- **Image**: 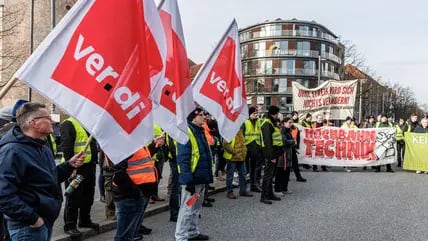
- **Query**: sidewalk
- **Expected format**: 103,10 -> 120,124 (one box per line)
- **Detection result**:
52,176 -> 228,241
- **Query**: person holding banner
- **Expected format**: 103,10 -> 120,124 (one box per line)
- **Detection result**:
312,115 -> 328,172
374,114 -> 395,173
0,102 -> 85,241
413,117 -> 428,133
405,113 -> 420,133
260,106 -> 283,204
395,118 -> 407,168
175,107 -> 212,241
60,117 -> 99,237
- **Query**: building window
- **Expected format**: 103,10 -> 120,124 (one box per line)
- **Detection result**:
286,96 -> 293,104
297,41 -> 310,56
281,60 -> 295,74
298,25 -> 310,36
280,97 -> 287,107
265,96 -> 272,106
278,78 -> 287,93
303,60 -> 316,75
272,79 -> 279,92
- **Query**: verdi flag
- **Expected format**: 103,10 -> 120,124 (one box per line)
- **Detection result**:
151,0 -> 194,144
403,133 -> 428,171
13,0 -> 166,164
192,20 -> 248,142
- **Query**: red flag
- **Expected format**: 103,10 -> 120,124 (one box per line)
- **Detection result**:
14,0 -> 166,163
151,0 -> 194,144
192,20 -> 248,142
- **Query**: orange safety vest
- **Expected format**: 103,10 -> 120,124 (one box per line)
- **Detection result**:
203,124 -> 214,146
291,128 -> 298,139
127,147 -> 158,185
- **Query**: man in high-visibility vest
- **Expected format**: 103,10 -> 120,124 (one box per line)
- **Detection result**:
175,107 -> 213,241
243,106 -> 264,192
112,137 -> 163,241
260,106 -> 283,204
395,118 -> 406,167
60,117 -> 99,237
405,113 -> 420,133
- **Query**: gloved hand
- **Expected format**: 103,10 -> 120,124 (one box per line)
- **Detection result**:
185,184 -> 195,195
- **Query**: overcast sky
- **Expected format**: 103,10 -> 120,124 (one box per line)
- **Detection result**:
166,0 -> 428,105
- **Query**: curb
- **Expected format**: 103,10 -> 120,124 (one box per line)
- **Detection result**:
53,183 -> 228,241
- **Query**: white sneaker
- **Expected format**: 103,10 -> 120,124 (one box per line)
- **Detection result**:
274,191 -> 285,197
416,171 -> 422,174
232,181 -> 239,186
234,173 -> 239,178
346,168 -> 352,173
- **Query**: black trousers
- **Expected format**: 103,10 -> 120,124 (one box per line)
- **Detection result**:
246,143 -> 263,186
64,162 -> 96,230
291,149 -> 303,179
397,141 -> 405,166
262,159 -> 277,197
274,167 -> 291,192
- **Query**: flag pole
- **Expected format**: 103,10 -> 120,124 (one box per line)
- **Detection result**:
0,77 -> 18,100
83,135 -> 94,153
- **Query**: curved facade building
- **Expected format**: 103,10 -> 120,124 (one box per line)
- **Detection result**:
240,19 -> 345,114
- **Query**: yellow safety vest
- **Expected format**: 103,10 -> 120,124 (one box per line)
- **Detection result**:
61,117 -> 92,163
261,118 -> 283,147
178,128 -> 199,174
243,119 -> 261,145
396,125 -> 404,141
375,122 -> 393,128
47,134 -> 57,156
299,120 -> 311,128
223,137 -> 236,160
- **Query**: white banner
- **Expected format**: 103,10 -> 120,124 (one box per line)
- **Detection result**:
292,80 -> 358,120
297,126 -> 396,166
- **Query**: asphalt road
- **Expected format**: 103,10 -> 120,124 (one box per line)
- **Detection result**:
84,168 -> 428,241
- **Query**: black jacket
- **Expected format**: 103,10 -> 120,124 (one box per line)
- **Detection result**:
261,117 -> 283,160
0,127 -> 74,228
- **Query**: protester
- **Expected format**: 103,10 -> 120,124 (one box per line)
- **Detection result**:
275,117 -> 296,196
243,106 -> 264,192
374,114 -> 394,173
312,115 -> 328,172
98,150 -> 116,221
413,116 -> 428,133
201,113 -> 216,207
363,115 -> 376,128
0,102 -> 85,241
289,113 -> 307,182
112,138 -> 161,241
395,118 -> 406,168
151,124 -> 167,203
260,106 -> 283,204
405,113 -> 419,133
175,107 -> 212,241
165,134 -> 181,222
60,117 -> 99,237
223,128 -> 253,199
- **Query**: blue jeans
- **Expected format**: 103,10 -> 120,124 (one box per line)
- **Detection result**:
226,161 -> 247,195
133,194 -> 149,238
8,223 -> 51,241
114,196 -> 144,241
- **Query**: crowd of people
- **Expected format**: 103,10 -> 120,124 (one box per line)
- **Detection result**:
0,101 -> 427,241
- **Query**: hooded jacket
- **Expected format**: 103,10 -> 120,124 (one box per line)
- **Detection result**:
0,127 -> 74,228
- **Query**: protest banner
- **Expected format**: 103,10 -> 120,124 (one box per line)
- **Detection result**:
297,126 -> 396,166
292,80 -> 358,120
403,133 -> 428,171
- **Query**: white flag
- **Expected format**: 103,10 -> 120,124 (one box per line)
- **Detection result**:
14,0 -> 166,163
150,0 -> 194,144
192,20 -> 248,142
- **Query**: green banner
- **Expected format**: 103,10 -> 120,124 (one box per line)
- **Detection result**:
403,133 -> 428,171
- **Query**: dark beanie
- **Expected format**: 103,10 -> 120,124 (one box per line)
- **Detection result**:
187,107 -> 203,122
249,106 -> 257,115
268,105 -> 280,116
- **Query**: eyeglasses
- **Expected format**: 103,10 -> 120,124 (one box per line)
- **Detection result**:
198,113 -> 206,117
31,116 -> 52,122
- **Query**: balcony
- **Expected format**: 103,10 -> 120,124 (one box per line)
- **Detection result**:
240,29 -> 340,44
242,49 -> 342,64
244,68 -> 340,80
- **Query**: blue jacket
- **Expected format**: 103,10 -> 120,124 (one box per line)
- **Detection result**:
0,127 -> 74,228
177,122 -> 213,185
